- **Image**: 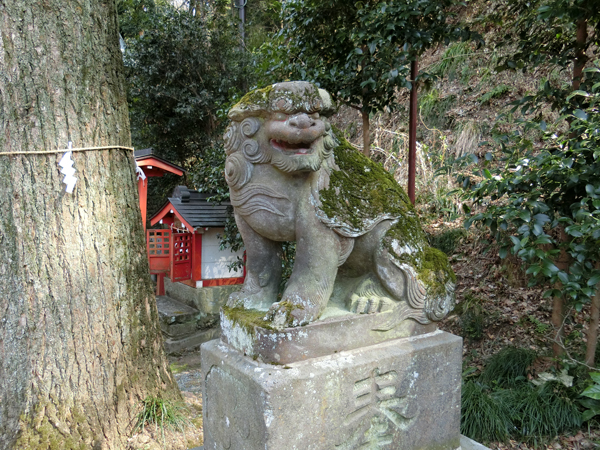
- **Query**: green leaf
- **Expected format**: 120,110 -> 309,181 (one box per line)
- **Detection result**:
590,372 -> 600,384
582,409 -> 600,422
534,235 -> 552,245
567,90 -> 591,100
582,383 -> 600,400
579,398 -> 600,410
574,109 -> 588,121
558,271 -> 569,284
532,213 -> 550,224
587,275 -> 600,286
518,210 -> 531,222
541,263 -> 558,277
571,264 -> 583,276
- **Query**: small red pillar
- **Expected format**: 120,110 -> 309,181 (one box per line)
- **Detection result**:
191,231 -> 203,286
138,177 -> 148,230
156,272 -> 166,296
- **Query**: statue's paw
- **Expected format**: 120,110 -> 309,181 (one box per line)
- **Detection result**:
349,294 -> 394,314
226,289 -> 275,310
264,299 -> 314,328
263,304 -> 291,328
226,291 -> 245,308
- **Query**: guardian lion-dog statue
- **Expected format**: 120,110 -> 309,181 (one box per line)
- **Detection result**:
223,81 -> 455,328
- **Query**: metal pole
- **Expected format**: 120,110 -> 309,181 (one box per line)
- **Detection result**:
408,57 -> 418,205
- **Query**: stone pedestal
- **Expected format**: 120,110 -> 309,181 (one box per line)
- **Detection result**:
201,330 -> 462,450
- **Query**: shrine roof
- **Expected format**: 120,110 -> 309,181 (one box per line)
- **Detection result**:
150,186 -> 232,231
134,148 -> 185,176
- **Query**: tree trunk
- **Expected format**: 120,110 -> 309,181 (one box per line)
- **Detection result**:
0,0 -> 179,448
552,296 -> 565,357
572,19 -> 588,91
586,288 -> 600,367
552,227 -> 571,358
362,109 -> 370,157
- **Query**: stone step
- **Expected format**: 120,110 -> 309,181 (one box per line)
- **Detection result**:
157,295 -> 199,324
164,327 -> 220,355
156,295 -> 221,353
156,296 -> 200,339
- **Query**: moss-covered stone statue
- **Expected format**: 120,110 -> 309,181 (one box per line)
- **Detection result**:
223,81 -> 455,328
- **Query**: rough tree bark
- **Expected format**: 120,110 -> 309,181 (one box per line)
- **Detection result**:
0,0 -> 179,448
586,287 -> 600,367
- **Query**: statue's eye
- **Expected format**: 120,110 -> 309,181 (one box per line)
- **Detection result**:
273,112 -> 288,121
310,113 -> 320,120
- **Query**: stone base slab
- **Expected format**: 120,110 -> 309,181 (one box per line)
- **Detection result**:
220,306 -> 436,365
201,330 -> 462,450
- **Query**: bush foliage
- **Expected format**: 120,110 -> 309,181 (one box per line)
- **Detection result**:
463,62 -> 600,310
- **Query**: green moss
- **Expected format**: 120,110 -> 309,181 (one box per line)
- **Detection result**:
222,306 -> 275,334
320,130 -> 416,232
277,300 -> 304,312
388,241 -> 456,297
170,363 -> 189,374
420,246 -> 457,285
234,85 -> 274,112
15,408 -> 89,450
383,210 -> 428,251
269,300 -> 304,326
320,130 -> 456,298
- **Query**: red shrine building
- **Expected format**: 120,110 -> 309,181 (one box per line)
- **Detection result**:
135,149 -> 245,295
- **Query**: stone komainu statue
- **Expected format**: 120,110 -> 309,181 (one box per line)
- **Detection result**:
223,81 -> 455,328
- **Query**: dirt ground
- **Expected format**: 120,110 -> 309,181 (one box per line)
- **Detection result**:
126,352 -> 204,450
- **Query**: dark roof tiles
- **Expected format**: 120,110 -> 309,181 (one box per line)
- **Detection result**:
167,186 -> 232,229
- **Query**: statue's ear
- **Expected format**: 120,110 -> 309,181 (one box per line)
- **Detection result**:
318,89 -> 338,117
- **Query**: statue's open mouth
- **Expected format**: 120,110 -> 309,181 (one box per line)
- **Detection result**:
270,139 -> 314,155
